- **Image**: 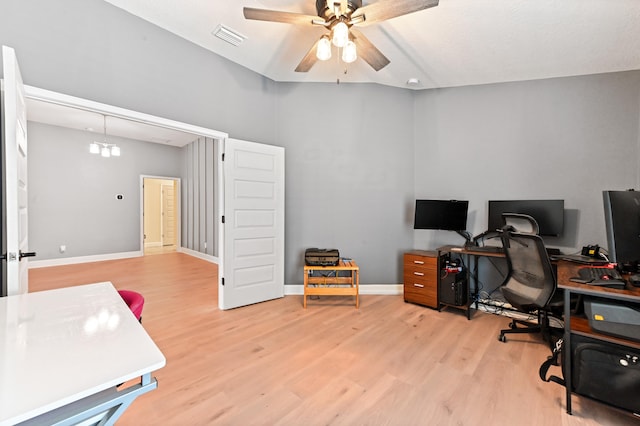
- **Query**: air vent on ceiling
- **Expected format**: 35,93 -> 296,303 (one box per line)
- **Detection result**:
212,24 -> 246,46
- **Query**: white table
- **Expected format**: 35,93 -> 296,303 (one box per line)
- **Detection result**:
0,282 -> 166,426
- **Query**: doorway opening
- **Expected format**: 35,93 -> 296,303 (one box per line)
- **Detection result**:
142,177 -> 180,255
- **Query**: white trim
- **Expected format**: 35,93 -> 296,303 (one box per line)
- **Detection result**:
284,284 -> 403,296
178,247 -> 219,264
217,139 -> 226,308
28,251 -> 142,268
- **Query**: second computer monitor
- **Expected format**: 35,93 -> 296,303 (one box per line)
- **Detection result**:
487,199 -> 564,236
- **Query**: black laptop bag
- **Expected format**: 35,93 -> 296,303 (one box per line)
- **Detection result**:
304,248 -> 340,266
540,334 -> 640,413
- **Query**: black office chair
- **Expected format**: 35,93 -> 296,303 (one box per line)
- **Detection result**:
497,224 -> 563,350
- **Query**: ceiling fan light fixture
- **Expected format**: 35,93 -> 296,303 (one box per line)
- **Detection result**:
342,40 -> 357,63
317,35 -> 332,61
331,21 -> 349,47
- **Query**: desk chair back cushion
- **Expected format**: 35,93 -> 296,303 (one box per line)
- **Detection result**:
500,231 -> 556,312
502,213 -> 539,235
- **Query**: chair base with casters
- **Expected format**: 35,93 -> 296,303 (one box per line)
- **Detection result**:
498,309 -> 562,351
497,286 -> 576,352
118,290 -> 144,323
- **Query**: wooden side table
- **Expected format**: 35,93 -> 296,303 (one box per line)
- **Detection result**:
303,260 -> 360,308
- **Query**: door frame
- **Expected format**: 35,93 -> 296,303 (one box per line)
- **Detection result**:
140,175 -> 181,253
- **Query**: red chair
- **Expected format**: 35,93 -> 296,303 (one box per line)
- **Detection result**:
118,290 -> 144,322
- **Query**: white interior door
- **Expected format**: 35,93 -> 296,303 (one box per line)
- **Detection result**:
1,46 -> 31,297
220,138 -> 284,310
161,183 -> 176,246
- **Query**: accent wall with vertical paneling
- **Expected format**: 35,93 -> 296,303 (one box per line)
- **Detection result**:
182,137 -> 218,257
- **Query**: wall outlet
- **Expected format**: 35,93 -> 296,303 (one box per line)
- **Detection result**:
203,242 -> 207,249
59,245 -> 66,253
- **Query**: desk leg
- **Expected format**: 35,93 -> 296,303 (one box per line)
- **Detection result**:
466,253 -> 473,320
564,288 -> 572,414
355,269 -> 359,309
303,270 -> 308,308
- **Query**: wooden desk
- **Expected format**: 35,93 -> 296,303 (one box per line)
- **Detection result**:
304,260 -> 359,308
556,260 -> 640,415
0,282 -> 166,426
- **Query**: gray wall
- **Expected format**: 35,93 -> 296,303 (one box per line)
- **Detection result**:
4,0 -> 640,286
275,83 -> 415,284
27,122 -> 183,259
413,73 -> 640,254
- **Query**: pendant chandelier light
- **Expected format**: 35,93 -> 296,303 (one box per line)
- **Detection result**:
89,115 -> 120,158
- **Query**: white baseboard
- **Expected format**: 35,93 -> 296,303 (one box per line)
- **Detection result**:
284,284 -> 402,296
178,247 -> 219,264
28,251 -> 143,268
28,247 -> 218,269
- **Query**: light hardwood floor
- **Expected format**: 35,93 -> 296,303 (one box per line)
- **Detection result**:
28,253 -> 637,425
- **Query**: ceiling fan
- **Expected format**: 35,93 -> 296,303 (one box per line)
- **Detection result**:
243,0 -> 439,72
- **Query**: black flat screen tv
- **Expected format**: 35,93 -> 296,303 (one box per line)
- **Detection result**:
414,199 -> 469,231
487,199 -> 564,236
603,190 -> 640,271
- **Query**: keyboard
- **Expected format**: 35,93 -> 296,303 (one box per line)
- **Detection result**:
468,246 -> 504,254
570,267 -> 626,289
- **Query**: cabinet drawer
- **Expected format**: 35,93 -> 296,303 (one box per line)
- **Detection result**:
404,281 -> 437,307
404,253 -> 437,268
403,265 -> 437,284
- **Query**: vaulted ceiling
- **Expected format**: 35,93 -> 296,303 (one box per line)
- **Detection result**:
103,0 -> 640,90
26,1 -> 640,145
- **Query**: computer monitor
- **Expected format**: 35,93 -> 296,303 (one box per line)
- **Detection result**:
487,199 -> 564,236
603,190 -> 640,272
414,199 -> 469,231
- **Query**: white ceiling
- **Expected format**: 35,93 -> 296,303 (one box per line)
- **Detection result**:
102,0 -> 640,90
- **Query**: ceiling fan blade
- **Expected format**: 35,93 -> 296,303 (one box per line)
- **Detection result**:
350,29 -> 390,71
243,7 -> 320,25
351,0 -> 439,26
294,39 -> 321,72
